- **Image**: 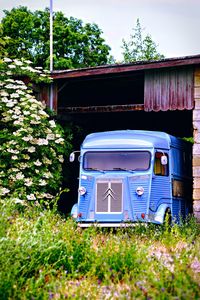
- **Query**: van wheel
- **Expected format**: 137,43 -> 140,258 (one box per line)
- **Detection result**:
163,208 -> 172,227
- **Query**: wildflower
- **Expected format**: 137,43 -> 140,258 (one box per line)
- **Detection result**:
10,168 -> 19,172
45,193 -> 54,199
13,108 -> 21,115
23,111 -> 30,115
24,59 -> 33,64
2,97 -> 9,102
39,179 -> 47,186
23,154 -> 30,160
24,178 -> 33,186
30,120 -> 41,125
15,80 -> 24,85
9,64 -> 17,69
13,120 -> 23,125
27,146 -> 35,153
10,93 -> 20,98
13,130 -> 22,136
191,257 -> 200,273
58,155 -> 64,163
14,199 -> 26,205
37,138 -> 48,146
11,155 -> 18,160
30,138 -> 38,145
47,134 -> 55,140
19,163 -> 28,169
55,138 -> 65,144
49,120 -> 56,128
27,194 -> 36,200
34,159 -> 42,166
8,140 -> 17,145
0,188 -> 10,195
3,57 -> 12,62
1,91 -> 9,97
6,102 -> 15,108
7,149 -> 19,154
43,157 -> 52,165
18,85 -> 27,90
22,135 -> 33,142
13,59 -> 23,66
16,172 -> 25,180
43,172 -> 53,178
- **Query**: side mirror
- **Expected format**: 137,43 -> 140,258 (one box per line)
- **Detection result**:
69,152 -> 75,162
161,155 -> 168,165
69,151 -> 80,162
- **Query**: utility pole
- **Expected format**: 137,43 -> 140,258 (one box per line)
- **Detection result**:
49,0 -> 53,110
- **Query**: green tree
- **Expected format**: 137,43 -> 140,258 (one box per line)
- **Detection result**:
1,6 -> 111,69
122,18 -> 164,62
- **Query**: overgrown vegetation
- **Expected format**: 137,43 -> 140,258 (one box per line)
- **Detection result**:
0,57 -> 72,204
0,200 -> 199,300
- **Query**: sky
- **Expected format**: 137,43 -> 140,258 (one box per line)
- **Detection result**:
0,0 -> 200,61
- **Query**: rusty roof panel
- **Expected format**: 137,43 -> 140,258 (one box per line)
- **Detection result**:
52,54 -> 200,79
144,67 -> 194,111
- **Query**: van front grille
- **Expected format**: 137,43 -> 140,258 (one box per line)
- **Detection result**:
96,180 -> 122,213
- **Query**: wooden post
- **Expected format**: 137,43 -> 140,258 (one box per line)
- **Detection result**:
193,66 -> 200,222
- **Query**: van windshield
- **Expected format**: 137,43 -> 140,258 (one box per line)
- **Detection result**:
83,151 -> 151,171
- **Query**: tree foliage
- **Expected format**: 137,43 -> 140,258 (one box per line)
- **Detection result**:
1,6 -> 111,69
122,19 -> 164,62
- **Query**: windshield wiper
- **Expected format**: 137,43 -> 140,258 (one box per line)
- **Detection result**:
112,168 -> 134,173
84,168 -> 105,173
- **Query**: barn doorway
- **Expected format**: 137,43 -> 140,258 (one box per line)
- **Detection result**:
58,109 -> 193,214
52,58 -> 197,214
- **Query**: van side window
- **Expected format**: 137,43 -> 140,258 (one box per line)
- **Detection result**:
154,152 -> 169,176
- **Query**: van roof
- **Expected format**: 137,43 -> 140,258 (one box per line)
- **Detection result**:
82,130 -> 178,150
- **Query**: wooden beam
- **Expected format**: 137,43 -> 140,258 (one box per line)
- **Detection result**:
58,104 -> 144,114
52,55 -> 200,80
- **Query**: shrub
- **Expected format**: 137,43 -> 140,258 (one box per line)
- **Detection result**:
0,57 -> 71,204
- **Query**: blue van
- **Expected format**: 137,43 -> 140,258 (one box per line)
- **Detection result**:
70,130 -> 192,226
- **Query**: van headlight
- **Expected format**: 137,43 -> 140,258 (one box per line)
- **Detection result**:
78,186 -> 87,196
136,186 -> 144,196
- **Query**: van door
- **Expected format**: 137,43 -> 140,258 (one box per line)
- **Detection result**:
149,150 -> 171,215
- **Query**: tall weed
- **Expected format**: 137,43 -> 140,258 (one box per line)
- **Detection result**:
0,201 -> 199,299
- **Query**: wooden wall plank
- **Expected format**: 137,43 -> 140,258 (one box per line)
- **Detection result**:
144,67 -> 194,111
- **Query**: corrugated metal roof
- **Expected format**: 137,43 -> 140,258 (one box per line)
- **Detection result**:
52,54 -> 200,79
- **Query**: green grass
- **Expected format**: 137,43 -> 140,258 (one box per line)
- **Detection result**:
0,200 -> 199,299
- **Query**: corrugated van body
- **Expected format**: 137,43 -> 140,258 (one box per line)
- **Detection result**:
71,130 -> 192,226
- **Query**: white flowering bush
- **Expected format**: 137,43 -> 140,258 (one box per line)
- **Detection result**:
0,58 -> 71,205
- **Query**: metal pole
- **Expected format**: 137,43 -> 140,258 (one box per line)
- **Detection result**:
50,0 -> 53,72
49,0 -> 53,110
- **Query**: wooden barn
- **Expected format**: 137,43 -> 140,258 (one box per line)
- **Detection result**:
40,54 -> 200,221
